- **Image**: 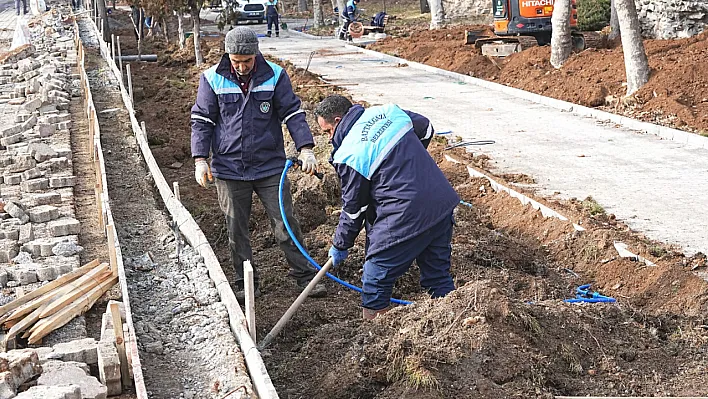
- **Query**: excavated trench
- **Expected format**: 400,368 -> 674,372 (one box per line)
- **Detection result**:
77,16 -> 253,399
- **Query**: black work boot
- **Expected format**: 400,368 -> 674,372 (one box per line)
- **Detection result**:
266,32 -> 272,37
233,282 -> 262,304
275,31 -> 279,37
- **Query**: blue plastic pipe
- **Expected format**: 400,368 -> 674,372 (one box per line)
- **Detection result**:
278,160 -> 413,306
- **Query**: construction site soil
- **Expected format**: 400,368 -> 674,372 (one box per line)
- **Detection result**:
111,11 -> 708,397
369,25 -> 708,135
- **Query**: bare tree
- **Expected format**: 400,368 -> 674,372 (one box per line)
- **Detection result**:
615,0 -> 648,95
336,0 -> 345,31
550,0 -> 572,68
191,3 -> 204,65
313,0 -> 324,28
298,0 -> 307,12
428,0 -> 443,29
177,11 -> 186,49
609,0 -> 619,40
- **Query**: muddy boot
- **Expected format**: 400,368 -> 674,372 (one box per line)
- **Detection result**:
275,32 -> 279,37
362,306 -> 390,320
266,32 -> 272,37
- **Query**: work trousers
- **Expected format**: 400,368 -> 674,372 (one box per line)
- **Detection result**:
266,14 -> 279,35
361,213 -> 456,310
215,174 -> 316,289
15,0 -> 26,15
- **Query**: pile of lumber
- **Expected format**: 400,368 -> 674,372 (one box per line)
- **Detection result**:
0,259 -> 116,349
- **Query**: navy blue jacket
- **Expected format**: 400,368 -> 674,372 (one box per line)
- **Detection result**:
330,104 -> 459,258
342,0 -> 357,21
265,0 -> 278,16
191,54 -> 313,181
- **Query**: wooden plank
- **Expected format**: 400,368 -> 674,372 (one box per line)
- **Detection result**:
6,263 -> 110,323
106,224 -> 118,276
4,301 -> 52,345
38,269 -> 112,319
110,302 -> 132,388
28,275 -> 118,344
0,260 -> 99,318
244,260 -> 256,342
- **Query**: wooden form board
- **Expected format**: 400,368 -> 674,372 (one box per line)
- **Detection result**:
82,16 -> 279,399
73,22 -> 149,399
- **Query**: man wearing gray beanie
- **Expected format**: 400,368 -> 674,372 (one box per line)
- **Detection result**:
190,26 -> 325,301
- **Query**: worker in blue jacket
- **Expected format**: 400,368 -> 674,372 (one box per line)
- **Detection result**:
265,0 -> 280,37
339,0 -> 360,40
314,95 -> 459,320
190,27 -> 326,301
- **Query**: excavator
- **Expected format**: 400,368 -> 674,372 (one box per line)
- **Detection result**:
468,0 -> 597,56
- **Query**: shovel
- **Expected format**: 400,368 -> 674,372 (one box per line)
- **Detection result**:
258,258 -> 334,350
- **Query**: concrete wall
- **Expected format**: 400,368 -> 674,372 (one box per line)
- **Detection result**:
442,0 -> 493,23
441,0 -> 707,39
637,0 -> 708,39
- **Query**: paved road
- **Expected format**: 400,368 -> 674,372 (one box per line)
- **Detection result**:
249,28 -> 708,256
0,0 -> 32,51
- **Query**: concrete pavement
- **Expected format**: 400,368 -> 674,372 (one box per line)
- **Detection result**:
252,28 -> 708,257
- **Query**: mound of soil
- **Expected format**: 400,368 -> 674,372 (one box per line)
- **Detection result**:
370,26 -> 708,134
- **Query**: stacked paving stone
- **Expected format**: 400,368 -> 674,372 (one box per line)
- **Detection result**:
0,339 -> 110,399
0,10 -> 83,292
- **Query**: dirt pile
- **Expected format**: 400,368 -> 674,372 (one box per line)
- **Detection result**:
370,27 -> 708,134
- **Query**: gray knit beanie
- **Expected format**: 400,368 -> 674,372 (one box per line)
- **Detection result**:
225,27 -> 259,55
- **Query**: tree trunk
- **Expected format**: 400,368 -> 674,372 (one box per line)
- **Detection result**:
163,18 -> 169,44
428,0 -> 443,29
298,0 -> 308,12
192,8 -> 204,65
615,0 -> 648,95
609,0 -> 620,40
336,0 -> 346,29
313,0 -> 324,28
96,0 -> 111,43
178,12 -> 185,49
550,0 -> 572,68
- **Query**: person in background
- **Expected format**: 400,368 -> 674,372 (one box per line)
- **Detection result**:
265,0 -> 280,37
314,95 -> 458,320
190,27 -> 326,301
339,0 -> 359,41
15,0 -> 27,16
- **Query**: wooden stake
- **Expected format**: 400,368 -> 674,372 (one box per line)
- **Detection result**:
28,275 -> 118,344
173,182 -> 180,201
96,182 -> 104,230
126,63 -> 133,106
110,302 -> 132,388
107,224 -> 118,276
260,258 -> 334,350
111,34 -> 115,62
0,260 -> 99,317
140,121 -> 147,141
117,36 -> 123,78
244,260 -> 256,342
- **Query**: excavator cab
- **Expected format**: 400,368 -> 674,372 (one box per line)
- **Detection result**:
470,0 -> 586,56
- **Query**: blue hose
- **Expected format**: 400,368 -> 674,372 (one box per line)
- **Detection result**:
279,160 -> 413,306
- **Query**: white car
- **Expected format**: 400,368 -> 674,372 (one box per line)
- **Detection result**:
223,0 -> 267,24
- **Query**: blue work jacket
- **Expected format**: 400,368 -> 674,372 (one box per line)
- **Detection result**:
191,54 -> 313,181
330,104 -> 459,258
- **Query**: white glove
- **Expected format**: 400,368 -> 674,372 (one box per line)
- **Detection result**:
194,158 -> 213,188
298,148 -> 318,175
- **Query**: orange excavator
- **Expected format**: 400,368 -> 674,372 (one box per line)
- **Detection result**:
468,0 -> 596,56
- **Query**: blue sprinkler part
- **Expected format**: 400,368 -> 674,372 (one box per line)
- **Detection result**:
279,159 -> 413,306
564,284 -> 616,303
